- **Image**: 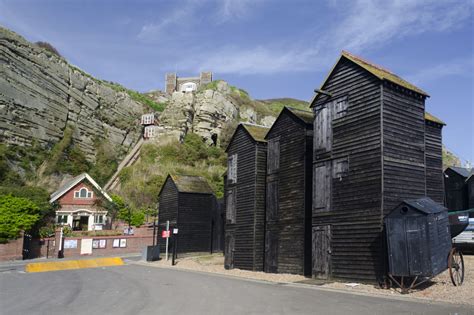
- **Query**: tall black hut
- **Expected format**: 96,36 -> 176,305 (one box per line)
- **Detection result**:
444,167 -> 473,211
158,174 -> 217,254
424,113 -> 445,204
224,123 -> 269,271
264,107 -> 314,275
309,51 -> 444,282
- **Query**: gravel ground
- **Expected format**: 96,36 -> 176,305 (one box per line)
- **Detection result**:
145,253 -> 474,306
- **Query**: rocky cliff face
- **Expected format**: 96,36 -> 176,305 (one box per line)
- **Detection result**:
159,81 -> 276,145
0,27 -> 147,161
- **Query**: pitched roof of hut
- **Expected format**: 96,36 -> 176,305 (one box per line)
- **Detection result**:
424,112 -> 445,125
397,197 -> 447,214
265,107 -> 314,139
242,123 -> 270,142
49,173 -> 112,203
447,167 -> 474,178
165,174 -> 214,194
286,107 -> 314,125
225,123 -> 270,152
310,51 -> 429,107
341,51 -> 429,96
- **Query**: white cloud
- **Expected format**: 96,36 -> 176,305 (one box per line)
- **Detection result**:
138,0 -> 202,40
406,58 -> 474,85
216,0 -> 266,23
330,0 -> 472,53
180,0 -> 472,75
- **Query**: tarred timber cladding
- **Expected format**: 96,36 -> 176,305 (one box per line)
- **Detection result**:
312,58 -> 384,282
382,82 -> 427,215
177,193 -> 213,253
158,176 -> 214,254
265,110 -> 313,275
425,123 -> 444,204
158,178 -> 179,253
226,127 -> 266,271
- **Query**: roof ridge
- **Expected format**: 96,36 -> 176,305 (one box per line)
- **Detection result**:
342,50 -> 394,75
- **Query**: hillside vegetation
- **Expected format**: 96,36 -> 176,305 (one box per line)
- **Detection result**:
118,133 -> 226,211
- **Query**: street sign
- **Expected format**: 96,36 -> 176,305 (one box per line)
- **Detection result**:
162,230 -> 170,238
173,228 -> 179,234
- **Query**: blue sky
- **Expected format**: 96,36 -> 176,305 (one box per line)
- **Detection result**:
0,0 -> 473,163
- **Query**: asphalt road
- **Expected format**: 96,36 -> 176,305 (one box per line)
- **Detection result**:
0,260 -> 472,315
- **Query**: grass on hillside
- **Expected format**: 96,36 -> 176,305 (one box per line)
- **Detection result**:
118,133 -> 227,211
259,98 -> 310,116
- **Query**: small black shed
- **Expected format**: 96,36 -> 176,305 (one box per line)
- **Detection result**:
158,174 -> 218,254
444,167 -> 473,211
385,197 -> 451,278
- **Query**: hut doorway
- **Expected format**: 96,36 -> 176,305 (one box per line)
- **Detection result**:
312,225 -> 331,279
225,233 -> 235,269
264,230 -> 278,273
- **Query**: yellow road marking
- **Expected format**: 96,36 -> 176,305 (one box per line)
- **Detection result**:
25,257 -> 124,273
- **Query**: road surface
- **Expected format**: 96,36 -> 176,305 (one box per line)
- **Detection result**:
0,260 -> 472,314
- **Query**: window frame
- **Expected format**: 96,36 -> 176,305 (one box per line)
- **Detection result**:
74,187 -> 93,199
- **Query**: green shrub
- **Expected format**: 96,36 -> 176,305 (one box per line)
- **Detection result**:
0,195 -> 40,243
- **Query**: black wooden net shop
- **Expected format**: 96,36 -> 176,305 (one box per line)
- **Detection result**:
264,107 -> 314,275
444,167 -> 473,211
424,113 -> 445,205
385,198 -> 451,290
309,51 -> 445,282
158,174 -> 219,254
224,123 -> 269,271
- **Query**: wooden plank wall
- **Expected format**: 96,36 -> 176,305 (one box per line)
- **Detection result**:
382,82 -> 427,216
158,178 -> 179,253
312,58 -> 384,282
225,127 -> 266,271
425,122 -> 444,204
265,112 -> 313,275
177,193 -> 213,253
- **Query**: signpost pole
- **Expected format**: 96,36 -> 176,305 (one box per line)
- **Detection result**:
165,220 -> 170,261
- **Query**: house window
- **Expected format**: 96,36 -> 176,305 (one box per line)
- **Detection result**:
267,137 -> 280,174
57,215 -> 68,224
228,154 -> 238,184
226,188 -> 236,224
94,215 -> 104,224
74,188 -> 93,199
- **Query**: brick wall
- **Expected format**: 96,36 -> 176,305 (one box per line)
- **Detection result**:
0,234 -> 23,261
0,227 -> 157,261
58,235 -> 153,257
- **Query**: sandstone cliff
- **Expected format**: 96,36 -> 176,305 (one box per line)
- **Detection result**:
0,26 -> 147,161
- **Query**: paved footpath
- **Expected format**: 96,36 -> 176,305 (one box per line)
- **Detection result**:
0,260 -> 472,315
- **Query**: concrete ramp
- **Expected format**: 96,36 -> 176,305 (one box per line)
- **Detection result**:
25,257 -> 124,273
